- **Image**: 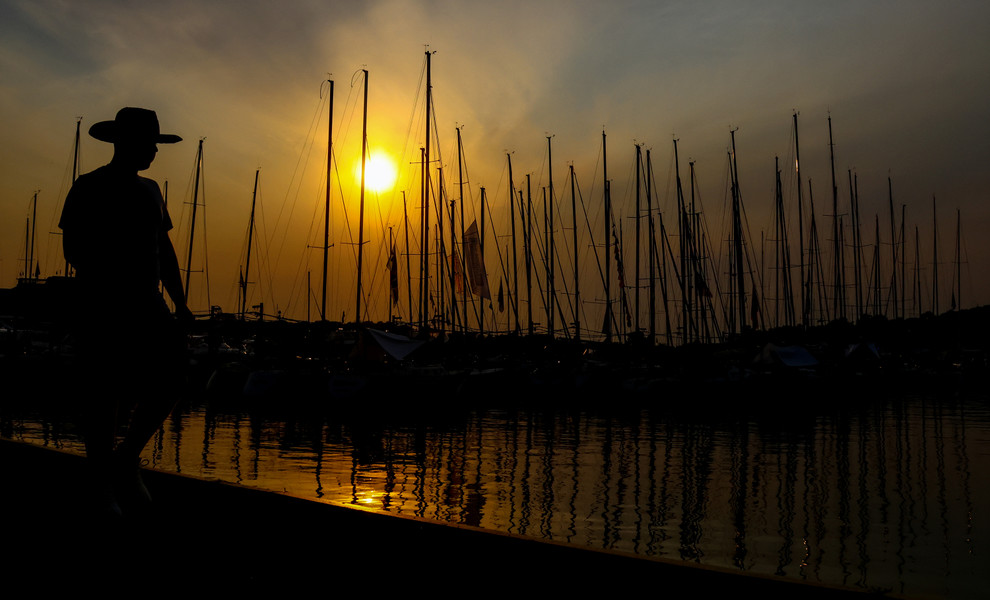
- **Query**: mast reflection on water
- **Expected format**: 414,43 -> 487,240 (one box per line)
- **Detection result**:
4,388 -> 988,598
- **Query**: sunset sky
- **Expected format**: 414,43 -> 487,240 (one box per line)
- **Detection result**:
2,0 -> 987,328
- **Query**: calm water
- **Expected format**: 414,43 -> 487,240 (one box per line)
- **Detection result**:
4,381 -> 989,598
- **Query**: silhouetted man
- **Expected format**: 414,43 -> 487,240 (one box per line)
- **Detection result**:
59,107 -> 191,516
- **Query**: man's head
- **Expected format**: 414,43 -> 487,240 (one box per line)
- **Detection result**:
90,107 -> 182,172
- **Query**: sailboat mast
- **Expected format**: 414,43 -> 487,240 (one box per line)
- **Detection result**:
354,69 -> 368,324
480,186 -> 487,336
525,176 -> 534,335
547,136 -> 555,337
322,79 -> 333,321
542,186 -> 550,328
23,219 -> 28,279
183,139 -> 203,302
793,112 -> 807,326
690,161 -> 711,342
873,215 -> 881,315
72,118 -> 81,181
674,138 -> 688,343
388,226 -> 395,320
656,210 -> 673,346
901,204 -> 906,318
455,127 -> 465,330
932,195 -> 938,314
437,167 -> 446,331
421,51 -> 433,327
28,191 -> 37,281
570,164 -> 580,340
730,129 -> 746,333
828,115 -> 843,321
775,156 -> 795,326
849,170 -> 862,319
956,208 -> 961,310
647,148 -> 655,342
603,130 -> 612,343
507,153 -> 520,334
888,177 -> 897,318
67,117 -> 82,277
634,144 -> 642,335
419,147 -> 427,325
911,225 -> 921,317
807,180 -> 829,323
241,169 -> 259,318
403,191 -> 413,322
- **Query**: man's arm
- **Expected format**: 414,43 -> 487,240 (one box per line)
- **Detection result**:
160,232 -> 193,321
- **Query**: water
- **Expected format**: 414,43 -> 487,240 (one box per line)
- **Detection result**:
4,381 -> 989,598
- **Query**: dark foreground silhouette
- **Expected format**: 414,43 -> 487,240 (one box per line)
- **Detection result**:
58,107 -> 192,516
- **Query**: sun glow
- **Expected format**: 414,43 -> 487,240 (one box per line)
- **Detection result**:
354,151 -> 397,194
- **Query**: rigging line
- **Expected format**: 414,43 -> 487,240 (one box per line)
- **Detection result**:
175,142 -> 200,245
528,188 -> 551,330
281,133 -> 332,320
647,153 -> 681,335
365,205 -> 406,319
230,187 -> 255,313
197,157 -> 212,310
484,161 -> 516,319
322,69 -> 364,273
271,89 -> 327,277
689,161 -> 727,334
363,188 -> 395,320
272,125 -> 325,317
397,58 -> 427,189
576,167 -> 610,326
609,199 -> 631,337
481,183 -> 514,326
453,130 -> 484,329
255,187 -> 279,312
256,184 -> 277,312
739,195 -> 763,321
549,168 -> 575,328
45,130 -> 78,276
243,184 -> 266,313
568,169 -> 594,334
179,142 -> 207,306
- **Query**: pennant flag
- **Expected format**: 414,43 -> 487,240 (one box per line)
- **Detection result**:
463,220 -> 491,299
613,227 -> 626,288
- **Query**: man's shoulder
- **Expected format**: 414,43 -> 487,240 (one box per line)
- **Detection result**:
72,167 -> 160,195
70,165 -> 117,192
77,164 -> 112,180
137,175 -> 161,191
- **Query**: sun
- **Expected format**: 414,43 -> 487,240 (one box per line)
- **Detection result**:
354,151 -> 397,194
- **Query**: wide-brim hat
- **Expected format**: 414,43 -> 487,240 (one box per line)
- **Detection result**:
89,107 -> 182,144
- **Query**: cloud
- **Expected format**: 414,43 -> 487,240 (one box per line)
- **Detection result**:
2,0 -> 989,314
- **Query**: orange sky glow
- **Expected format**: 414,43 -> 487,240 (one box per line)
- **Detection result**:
1,0 -> 988,330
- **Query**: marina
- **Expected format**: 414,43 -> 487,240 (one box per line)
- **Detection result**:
3,353 -> 987,597
2,4 -> 988,598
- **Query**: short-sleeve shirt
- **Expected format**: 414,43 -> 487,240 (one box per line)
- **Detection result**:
59,165 -> 173,311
